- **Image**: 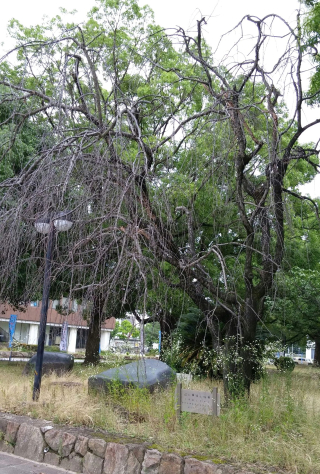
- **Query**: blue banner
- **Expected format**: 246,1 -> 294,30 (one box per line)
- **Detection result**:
60,321 -> 68,351
158,330 -> 161,353
8,314 -> 17,348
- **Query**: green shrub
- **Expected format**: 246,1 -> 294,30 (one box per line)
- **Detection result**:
274,356 -> 295,372
10,341 -> 37,352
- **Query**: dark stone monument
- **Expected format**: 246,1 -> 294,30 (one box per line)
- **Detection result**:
88,359 -> 175,393
23,352 -> 74,376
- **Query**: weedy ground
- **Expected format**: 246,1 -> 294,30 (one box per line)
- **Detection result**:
0,357 -> 319,474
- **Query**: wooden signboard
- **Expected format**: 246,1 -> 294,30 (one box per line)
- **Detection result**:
175,383 -> 220,417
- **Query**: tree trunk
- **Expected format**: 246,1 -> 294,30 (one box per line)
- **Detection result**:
140,314 -> 145,356
159,311 -> 176,360
314,338 -> 320,366
83,294 -> 104,365
223,334 -> 260,400
222,296 -> 261,400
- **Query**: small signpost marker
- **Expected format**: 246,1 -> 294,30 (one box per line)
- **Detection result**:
59,321 -> 68,351
175,383 -> 220,418
8,314 -> 18,361
8,314 -> 17,348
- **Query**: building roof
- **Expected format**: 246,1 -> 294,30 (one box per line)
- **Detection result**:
0,302 -> 115,330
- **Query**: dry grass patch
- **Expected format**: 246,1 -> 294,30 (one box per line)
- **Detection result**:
0,361 -> 320,474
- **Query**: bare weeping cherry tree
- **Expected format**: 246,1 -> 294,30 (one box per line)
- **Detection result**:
0,0 -> 319,394
167,13 -> 320,393
0,0 -> 211,364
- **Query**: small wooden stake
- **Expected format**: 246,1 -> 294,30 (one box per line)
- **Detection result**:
175,383 -> 182,419
212,387 -> 218,417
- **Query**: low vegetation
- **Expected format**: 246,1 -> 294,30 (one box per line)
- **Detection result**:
0,359 -> 319,474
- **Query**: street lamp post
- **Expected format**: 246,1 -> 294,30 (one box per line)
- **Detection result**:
32,211 -> 72,401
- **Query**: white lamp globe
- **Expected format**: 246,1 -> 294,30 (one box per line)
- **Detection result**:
53,211 -> 73,232
54,219 -> 73,231
34,218 -> 50,234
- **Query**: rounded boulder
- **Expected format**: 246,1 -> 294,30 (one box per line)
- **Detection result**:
23,351 -> 74,376
88,358 -> 175,393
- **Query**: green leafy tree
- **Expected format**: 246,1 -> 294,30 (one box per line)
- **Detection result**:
144,321 -> 159,347
111,319 -> 139,340
302,0 -> 320,104
266,267 -> 320,365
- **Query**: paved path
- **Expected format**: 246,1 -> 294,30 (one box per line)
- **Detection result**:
0,452 -> 71,474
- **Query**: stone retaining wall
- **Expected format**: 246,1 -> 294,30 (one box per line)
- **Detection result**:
0,351 -> 87,359
0,412 -> 253,474
0,350 -> 35,358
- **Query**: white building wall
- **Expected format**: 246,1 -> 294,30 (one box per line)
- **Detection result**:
306,346 -> 315,360
1,320 -> 114,351
28,324 -> 39,345
67,328 -> 77,353
100,331 -> 111,351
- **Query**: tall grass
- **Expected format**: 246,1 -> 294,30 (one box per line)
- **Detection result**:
0,361 -> 319,474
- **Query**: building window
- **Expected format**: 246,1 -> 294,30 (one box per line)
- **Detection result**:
76,328 -> 88,349
48,327 -> 62,346
52,300 -> 59,309
62,297 -> 69,307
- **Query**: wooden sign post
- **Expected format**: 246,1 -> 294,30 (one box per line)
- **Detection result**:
175,383 -> 220,418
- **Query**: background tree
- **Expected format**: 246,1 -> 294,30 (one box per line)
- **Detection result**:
302,0 -> 320,104
111,319 -> 140,340
265,267 -> 320,365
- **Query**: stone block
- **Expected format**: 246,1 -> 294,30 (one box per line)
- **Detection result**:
44,429 -> 76,457
44,452 -> 60,466
128,444 -> 146,464
88,437 -> 107,458
103,442 -> 129,474
0,440 -> 14,454
5,421 -> 20,444
89,359 -> 175,393
23,352 -> 74,376
123,444 -> 146,474
184,458 -> 223,474
75,435 -> 89,457
0,418 -> 8,435
83,451 -> 104,474
126,451 -> 142,474
141,449 -> 162,474
41,425 -> 54,433
14,423 -> 45,462
61,454 -> 83,472
159,453 -> 184,474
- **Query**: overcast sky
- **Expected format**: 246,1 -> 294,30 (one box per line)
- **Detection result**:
0,0 -> 319,196
0,0 -> 301,41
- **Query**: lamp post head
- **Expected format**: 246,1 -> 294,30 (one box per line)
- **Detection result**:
35,211 -> 73,234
